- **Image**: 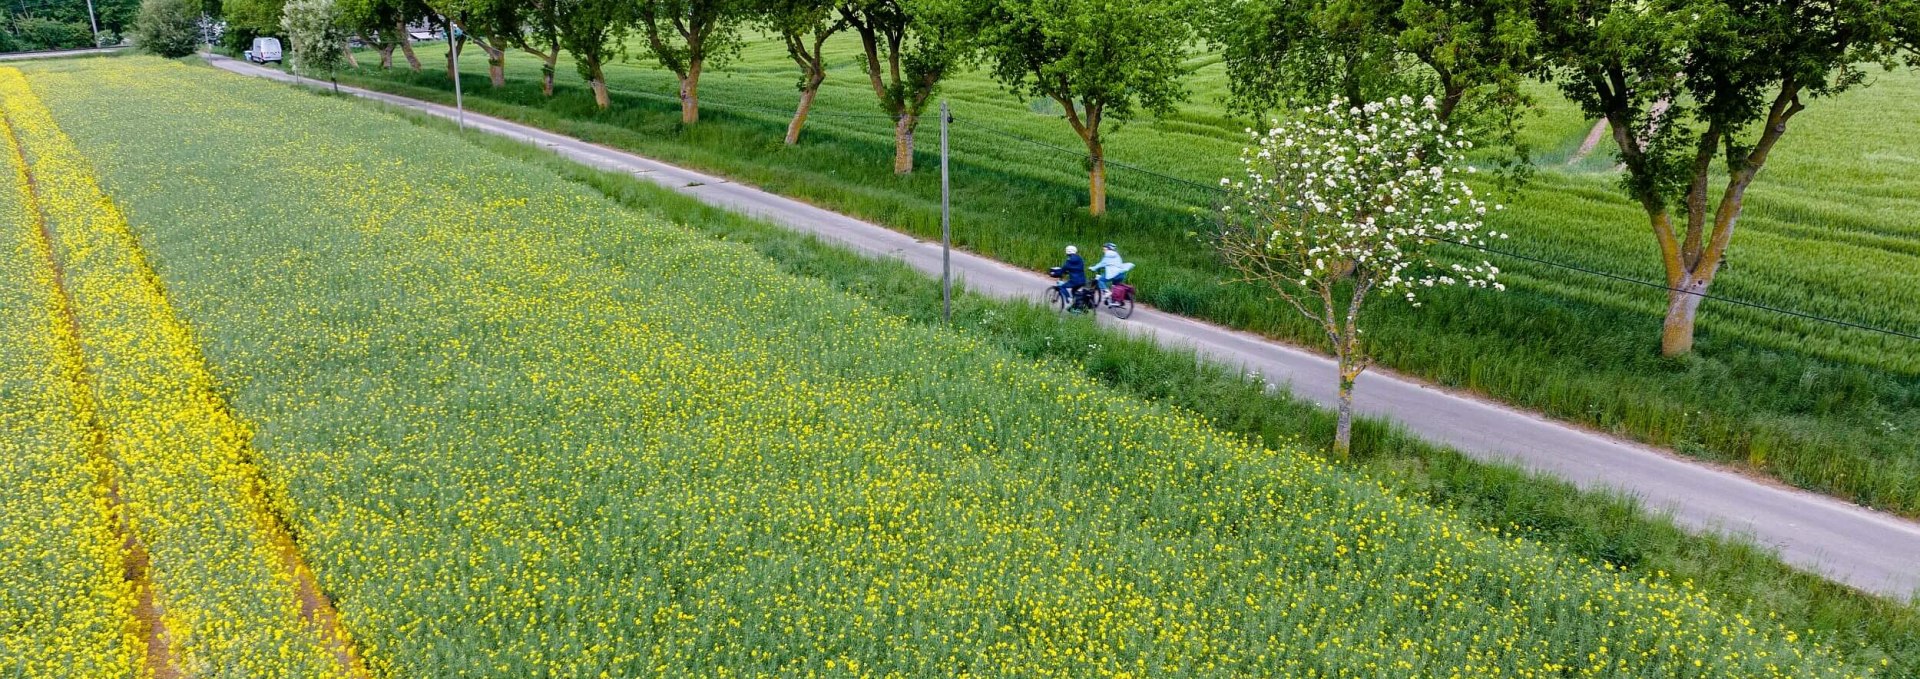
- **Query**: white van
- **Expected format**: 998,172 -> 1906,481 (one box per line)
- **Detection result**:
245,37 -> 283,64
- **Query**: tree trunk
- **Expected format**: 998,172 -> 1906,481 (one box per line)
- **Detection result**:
483,41 -> 505,87
341,42 -> 359,68
1087,138 -> 1107,217
397,24 -> 421,71
444,34 -> 459,81
785,76 -> 822,145
1333,353 -> 1356,459
588,63 -> 610,109
678,61 -> 702,124
1660,277 -> 1709,356
893,113 -> 917,174
540,52 -> 556,96
1058,97 -> 1106,215
377,44 -> 394,69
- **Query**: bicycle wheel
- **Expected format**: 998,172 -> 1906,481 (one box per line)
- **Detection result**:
1044,286 -> 1065,311
1109,297 -> 1135,319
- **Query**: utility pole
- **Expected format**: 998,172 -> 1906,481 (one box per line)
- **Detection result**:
940,99 -> 952,324
447,18 -> 464,129
84,0 -> 101,47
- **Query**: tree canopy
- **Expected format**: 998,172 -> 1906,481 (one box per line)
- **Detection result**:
838,0 -> 977,173
134,0 -> 204,55
4,0 -> 139,48
1203,0 -> 1537,169
753,0 -> 843,143
553,0 -> 630,107
1534,0 -> 1920,355
976,0 -> 1194,215
634,0 -> 750,123
281,0 -> 349,79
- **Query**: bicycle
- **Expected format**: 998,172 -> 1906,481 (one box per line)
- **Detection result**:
1048,268 -> 1135,318
1046,268 -> 1098,313
1096,280 -> 1137,319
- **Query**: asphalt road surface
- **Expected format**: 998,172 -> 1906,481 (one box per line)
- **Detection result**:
204,54 -> 1920,600
0,46 -> 129,61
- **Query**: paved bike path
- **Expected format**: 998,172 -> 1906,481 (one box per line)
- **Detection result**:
204,55 -> 1920,600
0,46 -> 130,61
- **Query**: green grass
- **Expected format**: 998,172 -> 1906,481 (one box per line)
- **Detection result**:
317,36 -> 1920,517
22,55 -> 1902,677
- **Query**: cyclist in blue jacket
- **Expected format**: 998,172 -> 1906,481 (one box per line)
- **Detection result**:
1054,245 -> 1087,306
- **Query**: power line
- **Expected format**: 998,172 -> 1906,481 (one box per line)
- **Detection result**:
950,117 -> 1227,195
1430,237 -> 1920,343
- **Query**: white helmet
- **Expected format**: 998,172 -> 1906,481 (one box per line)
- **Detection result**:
1065,245 -> 1078,255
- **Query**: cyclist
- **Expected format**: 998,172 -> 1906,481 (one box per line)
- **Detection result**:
1054,245 -> 1088,308
1090,242 -> 1133,305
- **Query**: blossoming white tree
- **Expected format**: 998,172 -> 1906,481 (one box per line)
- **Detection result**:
1213,95 -> 1505,458
282,0 -> 351,90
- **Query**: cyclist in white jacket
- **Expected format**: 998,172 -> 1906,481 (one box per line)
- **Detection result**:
1090,243 -> 1134,296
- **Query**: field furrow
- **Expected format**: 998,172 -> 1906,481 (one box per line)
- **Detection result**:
0,72 -> 145,679
0,67 -> 358,678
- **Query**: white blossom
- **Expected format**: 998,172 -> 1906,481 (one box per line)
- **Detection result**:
1217,95 -> 1505,306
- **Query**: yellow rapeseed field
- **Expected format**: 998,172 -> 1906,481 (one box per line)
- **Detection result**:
0,57 -> 1892,677
0,71 -> 144,679
0,68 -> 344,677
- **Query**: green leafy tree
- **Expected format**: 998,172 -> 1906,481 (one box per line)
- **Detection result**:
217,24 -> 262,53
634,0 -> 749,124
486,0 -> 562,95
554,0 -> 630,108
838,0 -> 974,173
755,0 -> 843,143
468,20 -> 510,87
282,0 -> 350,86
422,0 -> 516,86
23,0 -> 138,37
1203,0 -> 1401,114
1534,0 -> 1920,356
397,0 -> 429,70
134,0 -> 205,55
359,24 -> 400,68
224,0 -> 289,37
977,0 -> 1194,216
338,0 -> 427,70
14,17 -> 94,50
99,0 -> 144,35
1202,0 -> 1538,174
337,0 -> 393,67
